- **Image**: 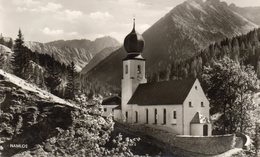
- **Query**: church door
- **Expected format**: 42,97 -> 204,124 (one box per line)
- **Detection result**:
203,124 -> 208,136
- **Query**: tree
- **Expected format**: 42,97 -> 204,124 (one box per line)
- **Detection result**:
0,36 -> 4,45
7,38 -> 13,49
202,57 -> 259,134
65,61 -> 76,100
44,54 -> 61,94
12,29 -> 29,78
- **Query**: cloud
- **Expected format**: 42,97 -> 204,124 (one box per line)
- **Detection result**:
40,2 -> 63,12
16,2 -> 63,12
64,10 -> 83,20
15,1 -> 82,22
42,27 -> 64,36
12,0 -> 39,6
116,0 -> 147,7
68,32 -> 79,36
89,11 -> 113,20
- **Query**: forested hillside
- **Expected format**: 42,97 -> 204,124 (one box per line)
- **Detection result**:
0,30 -> 78,100
152,28 -> 260,82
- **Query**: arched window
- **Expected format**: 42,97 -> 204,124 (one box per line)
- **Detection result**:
125,65 -> 128,74
125,111 -> 128,120
137,65 -> 141,74
135,111 -> 138,123
154,109 -> 157,124
146,109 -> 149,124
163,109 -> 166,124
173,111 -> 177,119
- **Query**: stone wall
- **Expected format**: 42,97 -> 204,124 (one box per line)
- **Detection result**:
120,123 -> 238,156
173,134 -> 235,155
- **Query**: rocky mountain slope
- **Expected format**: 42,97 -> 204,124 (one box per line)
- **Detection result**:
25,36 -> 120,71
0,69 -> 75,108
25,41 -> 92,71
80,0 -> 258,88
0,44 -> 13,72
0,69 -> 77,156
47,36 -> 120,56
229,3 -> 260,26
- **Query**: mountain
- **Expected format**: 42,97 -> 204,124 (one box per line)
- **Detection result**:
25,36 -> 120,71
80,46 -> 120,75
229,3 -> 260,26
80,0 -> 258,88
25,41 -> 93,71
46,36 -> 120,56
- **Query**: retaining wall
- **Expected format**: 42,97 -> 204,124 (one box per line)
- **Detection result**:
173,134 -> 235,155
120,123 -> 237,155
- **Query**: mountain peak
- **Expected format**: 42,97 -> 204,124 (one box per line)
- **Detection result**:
81,0 -> 258,88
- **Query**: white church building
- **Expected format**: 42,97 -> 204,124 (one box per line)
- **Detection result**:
102,20 -> 212,136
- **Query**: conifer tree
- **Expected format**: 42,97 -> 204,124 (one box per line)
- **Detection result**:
12,29 -> 29,78
45,54 -> 61,94
65,61 -> 76,99
0,36 -> 4,45
7,38 -> 13,49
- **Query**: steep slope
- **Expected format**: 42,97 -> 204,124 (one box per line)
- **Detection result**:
0,69 -> 77,156
25,41 -> 93,71
81,0 -> 258,88
229,3 -> 260,26
25,36 -> 120,71
46,36 -> 120,56
80,46 -> 120,75
0,69 -> 75,108
142,0 -> 257,70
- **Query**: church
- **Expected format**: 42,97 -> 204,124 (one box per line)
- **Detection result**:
102,20 -> 212,136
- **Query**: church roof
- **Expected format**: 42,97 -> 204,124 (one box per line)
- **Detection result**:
190,112 -> 210,124
128,78 -> 196,105
101,96 -> 121,106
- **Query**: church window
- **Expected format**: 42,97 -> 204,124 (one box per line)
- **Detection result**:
125,111 -> 128,120
125,65 -> 128,74
104,108 -> 107,112
163,109 -> 166,124
173,111 -> 177,119
189,101 -> 192,107
146,109 -> 149,124
195,86 -> 198,90
137,65 -> 141,74
154,109 -> 157,124
135,111 -> 138,123
201,102 -> 204,107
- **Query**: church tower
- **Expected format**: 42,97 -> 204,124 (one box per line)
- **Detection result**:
121,19 -> 147,112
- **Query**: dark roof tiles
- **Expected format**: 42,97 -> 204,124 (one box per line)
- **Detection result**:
128,78 -> 196,105
101,96 -> 121,105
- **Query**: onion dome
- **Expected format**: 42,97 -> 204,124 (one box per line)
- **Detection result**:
124,19 -> 145,53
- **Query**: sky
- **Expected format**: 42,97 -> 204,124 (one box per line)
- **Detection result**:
0,0 -> 260,43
